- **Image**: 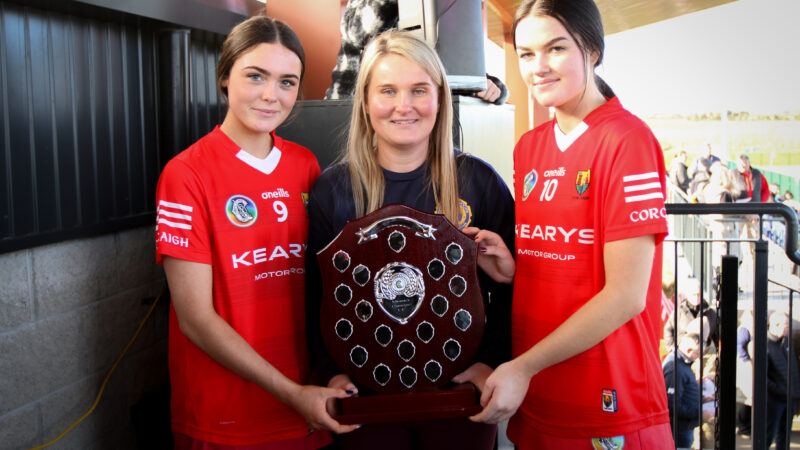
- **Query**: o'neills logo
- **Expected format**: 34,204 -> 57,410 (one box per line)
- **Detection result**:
261,188 -> 290,199
226,195 -> 257,227
543,167 -> 566,177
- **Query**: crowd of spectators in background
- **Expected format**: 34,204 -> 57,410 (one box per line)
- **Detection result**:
668,144 -> 798,212
668,143 -> 800,278
664,278 -> 718,354
664,333 -> 703,449
663,277 -> 719,449
665,144 -> 800,447
662,284 -> 800,448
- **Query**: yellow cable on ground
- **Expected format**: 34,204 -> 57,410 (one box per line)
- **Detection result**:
28,290 -> 164,450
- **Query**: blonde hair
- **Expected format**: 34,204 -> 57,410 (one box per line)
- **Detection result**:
342,30 -> 459,224
709,162 -> 732,191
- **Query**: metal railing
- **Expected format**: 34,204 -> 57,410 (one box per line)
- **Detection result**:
664,201 -> 800,449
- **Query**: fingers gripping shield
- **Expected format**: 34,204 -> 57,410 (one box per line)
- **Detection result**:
317,204 -> 485,395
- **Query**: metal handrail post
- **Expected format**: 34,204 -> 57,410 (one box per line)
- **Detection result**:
751,239 -> 770,449
699,243 -> 706,432
717,255 -> 738,449
671,246 -> 679,446
785,289 -> 794,448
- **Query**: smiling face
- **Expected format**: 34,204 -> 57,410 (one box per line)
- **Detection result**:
366,53 -> 439,165
221,42 -> 301,140
515,14 -> 596,115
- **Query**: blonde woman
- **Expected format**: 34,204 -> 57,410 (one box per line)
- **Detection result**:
305,30 -> 514,449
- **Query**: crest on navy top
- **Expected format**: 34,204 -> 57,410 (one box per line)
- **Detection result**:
435,198 -> 473,229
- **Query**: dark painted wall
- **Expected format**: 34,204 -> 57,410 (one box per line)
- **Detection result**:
0,0 -> 228,253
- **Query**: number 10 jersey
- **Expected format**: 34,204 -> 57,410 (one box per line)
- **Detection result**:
509,98 -> 670,439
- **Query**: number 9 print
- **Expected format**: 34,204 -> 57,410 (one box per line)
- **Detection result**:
273,200 -> 288,222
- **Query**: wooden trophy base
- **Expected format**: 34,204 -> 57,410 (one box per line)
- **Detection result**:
330,382 -> 481,425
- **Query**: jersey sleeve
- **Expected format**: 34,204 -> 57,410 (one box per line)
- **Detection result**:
154,158 -> 212,265
602,123 -> 668,244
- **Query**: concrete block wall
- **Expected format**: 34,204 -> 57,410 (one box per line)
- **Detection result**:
0,226 -> 169,450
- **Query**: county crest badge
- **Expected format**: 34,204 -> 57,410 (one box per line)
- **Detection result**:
602,388 -> 617,413
576,169 -> 591,196
522,169 -> 538,201
435,198 -> 473,229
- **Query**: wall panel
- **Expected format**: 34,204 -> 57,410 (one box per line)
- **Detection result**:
0,1 -> 227,253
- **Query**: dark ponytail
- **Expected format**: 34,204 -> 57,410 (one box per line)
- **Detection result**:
595,75 -> 615,99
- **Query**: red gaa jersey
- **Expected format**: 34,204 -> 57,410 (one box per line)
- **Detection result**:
508,98 -> 670,439
155,126 -> 320,446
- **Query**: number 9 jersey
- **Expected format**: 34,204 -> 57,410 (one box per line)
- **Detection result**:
509,98 -> 670,439
155,126 -> 321,445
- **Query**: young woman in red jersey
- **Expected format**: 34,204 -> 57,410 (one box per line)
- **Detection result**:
466,1 -> 673,448
155,16 -> 357,449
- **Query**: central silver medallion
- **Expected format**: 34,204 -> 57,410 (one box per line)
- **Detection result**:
374,262 -> 425,324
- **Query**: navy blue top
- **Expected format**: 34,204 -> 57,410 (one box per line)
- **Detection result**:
305,152 -> 515,385
663,352 -> 700,430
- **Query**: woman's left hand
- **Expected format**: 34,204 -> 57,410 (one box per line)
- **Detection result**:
462,227 -> 515,283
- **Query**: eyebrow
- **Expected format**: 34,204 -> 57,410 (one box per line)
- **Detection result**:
517,36 -> 569,51
374,81 -> 434,88
546,37 -> 569,46
243,65 -> 300,79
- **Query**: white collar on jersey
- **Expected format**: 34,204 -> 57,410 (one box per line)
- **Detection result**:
235,146 -> 282,174
553,121 -> 589,152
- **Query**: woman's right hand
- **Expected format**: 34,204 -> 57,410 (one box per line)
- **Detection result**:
469,358 -> 532,424
462,227 -> 515,283
328,373 -> 358,394
287,382 -> 360,434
